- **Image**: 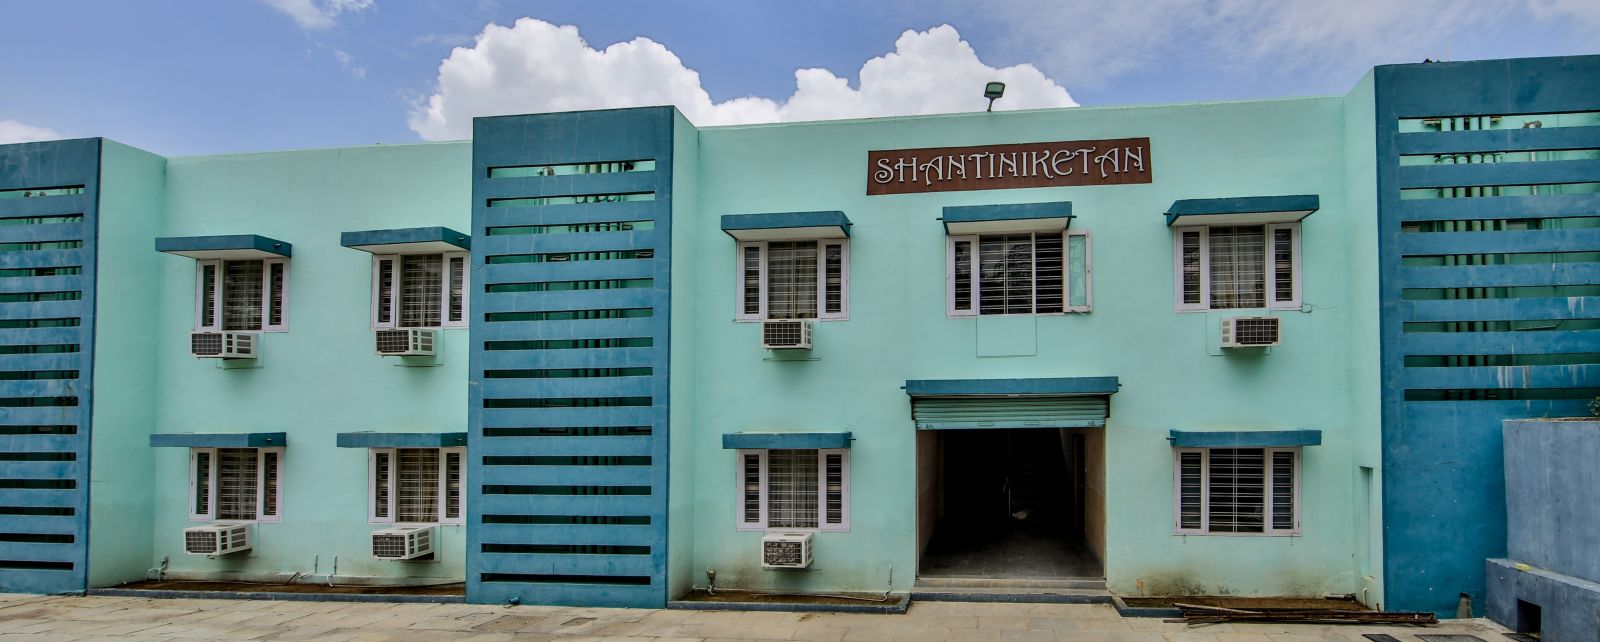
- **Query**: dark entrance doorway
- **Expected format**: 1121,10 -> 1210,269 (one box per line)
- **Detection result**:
916,427 -> 1103,579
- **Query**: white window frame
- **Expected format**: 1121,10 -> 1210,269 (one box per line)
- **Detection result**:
368,447 -> 466,525
734,448 -> 850,532
188,447 -> 284,523
733,240 -> 849,322
1173,223 -> 1301,313
194,258 -> 290,332
370,252 -> 470,330
1171,447 -> 1300,536
946,230 -> 1091,317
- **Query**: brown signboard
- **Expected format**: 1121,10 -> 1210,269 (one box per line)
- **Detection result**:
867,137 -> 1151,195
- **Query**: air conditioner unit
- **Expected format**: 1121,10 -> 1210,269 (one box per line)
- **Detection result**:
371,525 -> 435,560
761,320 -> 812,350
1221,316 -> 1281,348
184,522 -> 252,556
761,532 -> 814,569
375,329 -> 436,356
191,332 -> 257,359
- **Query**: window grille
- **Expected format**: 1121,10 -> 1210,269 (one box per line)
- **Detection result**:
373,451 -> 391,520
766,242 -> 818,320
376,259 -> 394,325
824,452 -> 845,525
200,264 -> 218,328
742,246 -> 761,316
950,231 -> 1077,316
397,448 -> 441,523
1273,228 -> 1295,304
193,450 -> 212,517
444,450 -> 463,520
952,240 -> 973,312
767,449 -> 818,528
401,254 -> 443,328
261,451 -> 280,518
216,448 -> 259,521
222,261 -> 264,330
824,244 -> 844,315
1208,227 -> 1266,309
742,453 -> 762,524
268,262 -> 286,328
978,234 -> 1033,314
1175,447 -> 1299,535
1181,231 -> 1202,305
447,256 -> 465,323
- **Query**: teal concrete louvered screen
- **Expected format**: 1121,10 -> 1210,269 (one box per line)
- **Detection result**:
467,108 -> 674,608
0,138 -> 100,594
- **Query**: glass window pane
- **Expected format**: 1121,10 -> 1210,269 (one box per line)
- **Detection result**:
1068,234 -> 1088,308
1206,448 -> 1265,533
767,449 -> 818,528
1178,451 -> 1202,529
377,259 -> 394,325
1209,226 -> 1265,309
824,244 -> 843,315
742,453 -> 761,523
742,246 -> 761,316
200,264 -> 218,328
448,256 -> 466,323
444,451 -> 462,520
222,261 -> 263,331
373,451 -> 391,519
216,448 -> 259,521
401,254 -> 444,328
194,451 -> 211,516
1181,231 -> 1202,305
396,448 -> 441,523
766,242 -> 818,319
1272,451 -> 1295,531
953,240 -> 973,311
1273,228 -> 1295,303
267,262 -> 285,327
824,453 -> 845,525
979,234 -> 1034,315
1036,232 -> 1064,313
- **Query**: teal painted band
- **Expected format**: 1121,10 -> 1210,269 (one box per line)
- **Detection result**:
720,432 -> 852,449
340,226 -> 471,251
335,432 -> 469,448
1164,195 -> 1320,226
1167,429 -> 1322,448
941,201 -> 1073,233
149,432 -> 288,448
719,211 -> 851,237
904,376 -> 1120,397
154,234 -> 292,257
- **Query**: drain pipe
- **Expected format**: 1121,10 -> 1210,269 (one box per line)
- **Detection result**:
705,568 -> 716,596
145,556 -> 169,581
328,556 -> 339,587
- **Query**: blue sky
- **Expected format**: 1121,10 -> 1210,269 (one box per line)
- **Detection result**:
1,1 -> 1595,155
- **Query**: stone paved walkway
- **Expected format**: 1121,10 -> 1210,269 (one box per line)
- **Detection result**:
0,593 -> 1510,641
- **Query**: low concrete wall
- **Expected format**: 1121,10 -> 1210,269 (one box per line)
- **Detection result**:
1487,419 -> 1600,641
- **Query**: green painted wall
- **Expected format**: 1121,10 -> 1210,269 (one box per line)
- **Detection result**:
1341,71 -> 1386,609
673,97 -> 1378,596
89,140 -> 168,587
667,111 -> 703,598
145,142 -> 473,584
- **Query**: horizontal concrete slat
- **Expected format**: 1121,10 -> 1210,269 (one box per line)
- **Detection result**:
479,259 -> 657,284
1397,193 -> 1600,222
0,435 -> 79,452
467,580 -> 658,609
477,465 -> 652,487
1398,158 -> 1600,189
0,461 -> 80,479
1396,126 -> 1600,155
471,317 -> 659,343
1399,263 -> 1600,289
1401,329 -> 1600,356
477,289 -> 656,315
479,347 -> 655,371
472,494 -> 657,517
478,201 -> 661,230
478,406 -> 654,429
0,223 -> 88,245
0,513 -> 77,535
0,488 -> 78,507
474,523 -> 656,547
479,376 -> 654,399
475,435 -> 653,457
0,195 -> 91,219
1403,364 -> 1600,389
0,275 -> 87,295
0,326 -> 86,347
478,171 -> 661,201
0,300 -> 85,321
1399,228 -> 1600,256
476,230 -> 658,256
0,379 -> 81,398
472,551 -> 655,577
0,540 -> 79,563
0,354 -> 84,372
1403,296 -> 1600,323
0,249 -> 84,272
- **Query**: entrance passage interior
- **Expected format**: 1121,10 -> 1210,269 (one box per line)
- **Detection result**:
916,427 -> 1105,580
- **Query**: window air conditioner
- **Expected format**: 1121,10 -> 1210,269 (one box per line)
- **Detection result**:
375,329 -> 436,356
184,522 -> 252,556
371,525 -> 436,560
1221,316 -> 1281,348
761,320 -> 812,350
760,532 -> 814,569
191,332 -> 257,359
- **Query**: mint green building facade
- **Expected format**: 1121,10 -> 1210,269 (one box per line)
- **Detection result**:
3,55 -> 1598,620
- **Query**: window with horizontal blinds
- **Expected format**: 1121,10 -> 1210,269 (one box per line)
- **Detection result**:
1181,231 -> 1202,306
741,246 -> 761,316
1273,228 -> 1294,304
767,449 -> 818,528
268,262 -> 286,328
952,240 -> 974,312
1177,451 -> 1203,530
824,244 -> 843,315
766,242 -> 818,320
444,450 -> 462,520
376,258 -> 395,326
741,452 -> 761,525
401,254 -> 443,328
447,256 -> 466,324
373,451 -> 391,520
222,261 -> 264,331
1174,447 -> 1299,535
824,452 -> 845,526
261,451 -> 280,518
216,448 -> 259,521
193,451 -> 211,518
397,448 -> 441,523
200,264 -> 218,328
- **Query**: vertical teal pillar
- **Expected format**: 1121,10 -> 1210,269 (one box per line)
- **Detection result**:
466,108 -> 675,607
0,138 -> 101,594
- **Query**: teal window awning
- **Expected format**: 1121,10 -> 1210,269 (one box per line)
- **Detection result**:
721,211 -> 851,241
335,432 -> 468,448
1165,195 -> 1319,227
341,227 -> 470,254
1167,429 -> 1322,448
942,201 -> 1072,234
150,433 -> 287,448
155,234 -> 292,259
721,432 -> 852,449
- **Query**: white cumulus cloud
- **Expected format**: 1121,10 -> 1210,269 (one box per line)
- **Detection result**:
407,20 -> 1076,140
261,0 -> 375,29
0,120 -> 61,144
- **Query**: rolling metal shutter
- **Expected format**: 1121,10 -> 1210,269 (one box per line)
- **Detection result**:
911,396 -> 1108,430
